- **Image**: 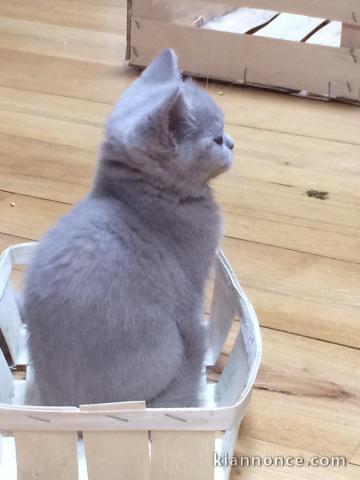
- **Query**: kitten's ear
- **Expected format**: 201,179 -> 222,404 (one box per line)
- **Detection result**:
140,49 -> 181,85
106,49 -> 187,146
155,87 -> 194,144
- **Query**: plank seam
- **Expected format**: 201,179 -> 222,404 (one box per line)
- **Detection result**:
0,196 -> 358,267
0,83 -> 359,146
224,235 -> 360,266
261,325 -> 360,351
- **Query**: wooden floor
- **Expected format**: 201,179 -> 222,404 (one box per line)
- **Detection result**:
0,1 -> 359,478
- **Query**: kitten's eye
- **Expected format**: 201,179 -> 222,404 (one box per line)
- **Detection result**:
214,136 -> 224,146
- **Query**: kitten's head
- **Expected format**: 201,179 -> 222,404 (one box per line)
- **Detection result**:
105,49 -> 234,196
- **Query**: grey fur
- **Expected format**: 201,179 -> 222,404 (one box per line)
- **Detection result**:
23,49 -> 233,407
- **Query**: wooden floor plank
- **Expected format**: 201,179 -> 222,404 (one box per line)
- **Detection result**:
222,237 -> 360,349
0,192 -> 69,240
0,46 -> 359,147
0,48 -> 135,104
0,110 -> 101,151
208,83 -> 360,146
0,135 -> 92,204
0,90 -> 359,263
351,444 -> 360,465
0,86 -> 109,125
242,328 -> 360,458
3,126 -> 360,206
0,233 -> 31,251
216,178 -> 360,264
2,152 -> 360,263
0,194 -> 359,348
0,0 -> 126,33
224,208 -> 360,263
1,85 -> 359,198
227,126 -> 360,198
0,17 -> 125,65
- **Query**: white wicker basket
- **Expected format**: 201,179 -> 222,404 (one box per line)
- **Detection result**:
0,242 -> 261,480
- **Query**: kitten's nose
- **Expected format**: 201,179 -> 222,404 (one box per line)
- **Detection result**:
225,134 -> 234,150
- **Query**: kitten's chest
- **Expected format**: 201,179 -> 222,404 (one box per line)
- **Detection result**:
164,200 -> 221,282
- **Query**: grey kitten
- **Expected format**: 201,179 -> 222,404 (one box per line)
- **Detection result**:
23,49 -> 234,407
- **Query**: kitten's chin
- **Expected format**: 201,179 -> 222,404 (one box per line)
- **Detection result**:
208,158 -> 233,180
207,168 -> 228,182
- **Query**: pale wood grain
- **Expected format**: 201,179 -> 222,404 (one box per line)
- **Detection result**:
214,319 -> 360,460
0,192 -> 70,239
0,86 -> 110,126
341,24 -> 360,48
222,236 -> 360,348
241,328 -> 360,458
0,0 -> 126,33
150,431 -> 217,480
84,431 -> 151,479
225,126 -> 360,198
0,233 -> 31,251
14,431 -> 78,480
0,48 -> 136,105
80,402 -> 150,480
216,176 -> 360,264
132,0 -> 153,18
0,110 -> 101,151
0,17 -> 125,65
351,443 -> 360,465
